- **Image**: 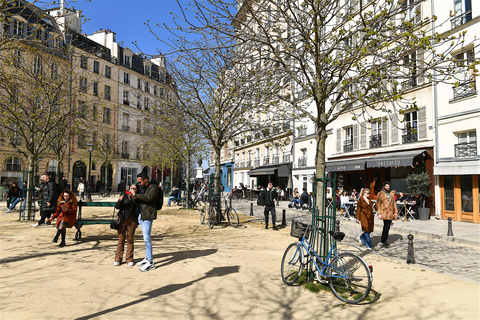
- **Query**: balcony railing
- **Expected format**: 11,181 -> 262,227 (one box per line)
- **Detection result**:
263,156 -> 270,165
234,162 -> 239,169
246,160 -> 252,167
123,100 -> 130,106
283,154 -> 291,163
254,158 -> 260,167
272,155 -> 280,164
298,157 -> 307,167
451,10 -> 472,29
452,80 -> 477,100
298,127 -> 307,137
240,161 -> 245,168
401,78 -> 417,90
6,164 -> 21,171
121,152 -> 130,159
402,128 -> 418,144
369,134 -> 382,149
343,141 -> 353,153
455,142 -> 477,158
122,125 -> 130,132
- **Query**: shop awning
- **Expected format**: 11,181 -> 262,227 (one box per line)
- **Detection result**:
248,164 -> 291,177
325,159 -> 367,172
366,149 -> 426,168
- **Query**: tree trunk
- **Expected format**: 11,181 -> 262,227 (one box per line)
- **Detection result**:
315,121 -> 328,256
26,157 -> 36,221
185,150 -> 192,209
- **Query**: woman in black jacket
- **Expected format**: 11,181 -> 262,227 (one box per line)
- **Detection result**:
114,184 -> 139,266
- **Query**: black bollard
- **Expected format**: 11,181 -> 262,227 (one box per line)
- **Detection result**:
281,209 -> 286,226
406,234 -> 415,264
447,217 -> 454,236
335,219 -> 340,232
250,203 -> 254,216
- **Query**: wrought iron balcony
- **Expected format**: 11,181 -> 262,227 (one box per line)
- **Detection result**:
246,160 -> 252,167
451,10 -> 472,29
263,156 -> 270,165
402,128 -> 418,144
121,152 -> 130,159
122,125 -> 130,132
272,155 -> 280,164
254,158 -> 260,167
369,134 -> 382,149
298,157 -> 307,167
455,142 -> 477,158
240,161 -> 245,168
343,141 -> 353,153
234,162 -> 239,169
298,127 -> 307,137
452,80 -> 477,100
283,154 -> 291,163
401,78 -> 417,90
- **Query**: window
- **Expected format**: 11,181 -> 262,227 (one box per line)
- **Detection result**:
79,77 -> 87,92
78,101 -> 87,119
137,120 -> 142,133
298,148 -> 307,167
93,61 -> 99,74
159,87 -> 164,97
122,113 -> 130,131
144,65 -> 150,76
92,105 -> 97,120
144,97 -> 150,110
77,135 -> 87,149
402,0 -> 421,22
124,55 -> 131,67
137,95 -> 142,109
105,65 -> 111,78
154,85 -> 158,95
452,49 -> 476,99
124,72 -> 130,85
403,111 -> 418,143
451,0 -> 472,29
103,107 -> 111,124
12,19 -> 24,37
5,156 -> 21,171
344,127 -> 353,152
14,50 -> 21,67
123,90 -> 129,105
455,130 -> 477,158
104,85 -> 111,100
93,82 -> 98,96
137,78 -> 141,89
370,120 -> 382,148
121,141 -> 129,159
80,56 -> 87,69
144,81 -> 149,93
402,52 -> 418,89
33,56 -> 41,74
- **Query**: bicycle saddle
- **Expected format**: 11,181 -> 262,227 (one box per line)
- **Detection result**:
328,230 -> 345,241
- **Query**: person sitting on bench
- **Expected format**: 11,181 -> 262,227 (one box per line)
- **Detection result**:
167,186 -> 180,206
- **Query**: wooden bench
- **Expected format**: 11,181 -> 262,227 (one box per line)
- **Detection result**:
74,201 -> 117,240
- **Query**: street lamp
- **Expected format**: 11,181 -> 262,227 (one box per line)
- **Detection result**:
87,142 -> 93,202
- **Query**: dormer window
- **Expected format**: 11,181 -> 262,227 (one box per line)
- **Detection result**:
144,65 -> 150,76
124,55 -> 131,67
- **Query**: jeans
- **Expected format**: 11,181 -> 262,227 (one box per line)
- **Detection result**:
264,206 -> 276,227
360,232 -> 372,248
138,215 -> 153,262
293,199 -> 301,208
167,196 -> 176,206
9,197 -> 22,210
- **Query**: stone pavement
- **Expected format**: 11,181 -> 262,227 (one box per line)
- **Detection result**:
228,198 -> 480,284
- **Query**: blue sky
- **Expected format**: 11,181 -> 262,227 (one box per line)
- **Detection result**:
70,0 -> 183,56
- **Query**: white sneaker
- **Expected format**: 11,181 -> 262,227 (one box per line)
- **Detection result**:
113,262 -> 120,266
136,258 -> 149,266
358,236 -> 364,246
31,223 -> 38,227
127,262 -> 134,266
139,261 -> 156,272
5,209 -> 12,213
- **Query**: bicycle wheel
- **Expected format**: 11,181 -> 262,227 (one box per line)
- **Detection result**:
226,208 -> 239,228
207,204 -> 217,229
281,243 -> 304,285
200,211 -> 205,225
327,252 -> 372,304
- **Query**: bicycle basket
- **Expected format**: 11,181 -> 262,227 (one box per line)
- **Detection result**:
290,220 -> 310,239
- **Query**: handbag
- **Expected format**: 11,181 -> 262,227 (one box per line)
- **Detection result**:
110,207 -> 121,230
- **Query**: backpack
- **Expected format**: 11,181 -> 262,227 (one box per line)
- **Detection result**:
155,186 -> 164,210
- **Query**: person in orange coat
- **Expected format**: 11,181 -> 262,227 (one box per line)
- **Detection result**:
375,181 -> 398,248
356,188 -> 374,250
47,189 -> 77,247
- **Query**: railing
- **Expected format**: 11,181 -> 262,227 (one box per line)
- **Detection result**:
455,142 -> 477,158
263,156 -> 270,165
298,127 -> 307,137
121,152 -> 130,159
452,80 -> 477,100
343,141 -> 353,153
298,157 -> 307,167
402,128 -> 418,143
401,78 -> 417,90
369,134 -> 382,149
451,10 -> 472,29
123,100 -> 129,106
234,162 -> 239,169
122,125 -> 130,132
272,155 -> 280,164
254,158 -> 260,167
283,154 -> 291,163
6,164 -> 22,171
240,161 -> 245,168
246,160 -> 252,167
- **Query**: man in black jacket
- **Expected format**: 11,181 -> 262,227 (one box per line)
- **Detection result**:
32,173 -> 56,227
259,181 -> 278,230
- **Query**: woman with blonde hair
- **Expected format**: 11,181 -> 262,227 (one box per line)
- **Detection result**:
47,190 -> 77,247
356,188 -> 374,250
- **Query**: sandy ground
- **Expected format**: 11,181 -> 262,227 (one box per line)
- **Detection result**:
0,206 -> 479,320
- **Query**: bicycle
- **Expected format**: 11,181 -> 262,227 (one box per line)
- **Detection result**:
99,186 -> 113,197
200,195 -> 239,228
281,220 -> 373,304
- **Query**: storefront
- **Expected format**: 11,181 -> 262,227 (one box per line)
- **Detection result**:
248,163 -> 291,190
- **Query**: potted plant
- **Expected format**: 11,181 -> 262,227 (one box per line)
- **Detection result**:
404,172 -> 433,220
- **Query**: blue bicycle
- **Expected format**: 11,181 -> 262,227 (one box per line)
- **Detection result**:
281,220 -> 373,304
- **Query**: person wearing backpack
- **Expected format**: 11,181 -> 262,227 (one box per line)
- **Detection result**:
131,173 -> 159,272
259,181 -> 278,230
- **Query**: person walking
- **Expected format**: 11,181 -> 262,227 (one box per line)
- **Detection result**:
77,178 -> 85,201
113,184 -> 139,266
32,173 -> 56,227
356,188 -> 374,250
375,181 -> 398,248
132,173 -> 159,272
60,176 -> 68,191
259,181 -> 278,230
47,190 -> 77,247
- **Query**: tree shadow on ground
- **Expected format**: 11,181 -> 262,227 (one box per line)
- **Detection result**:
74,266 -> 240,320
